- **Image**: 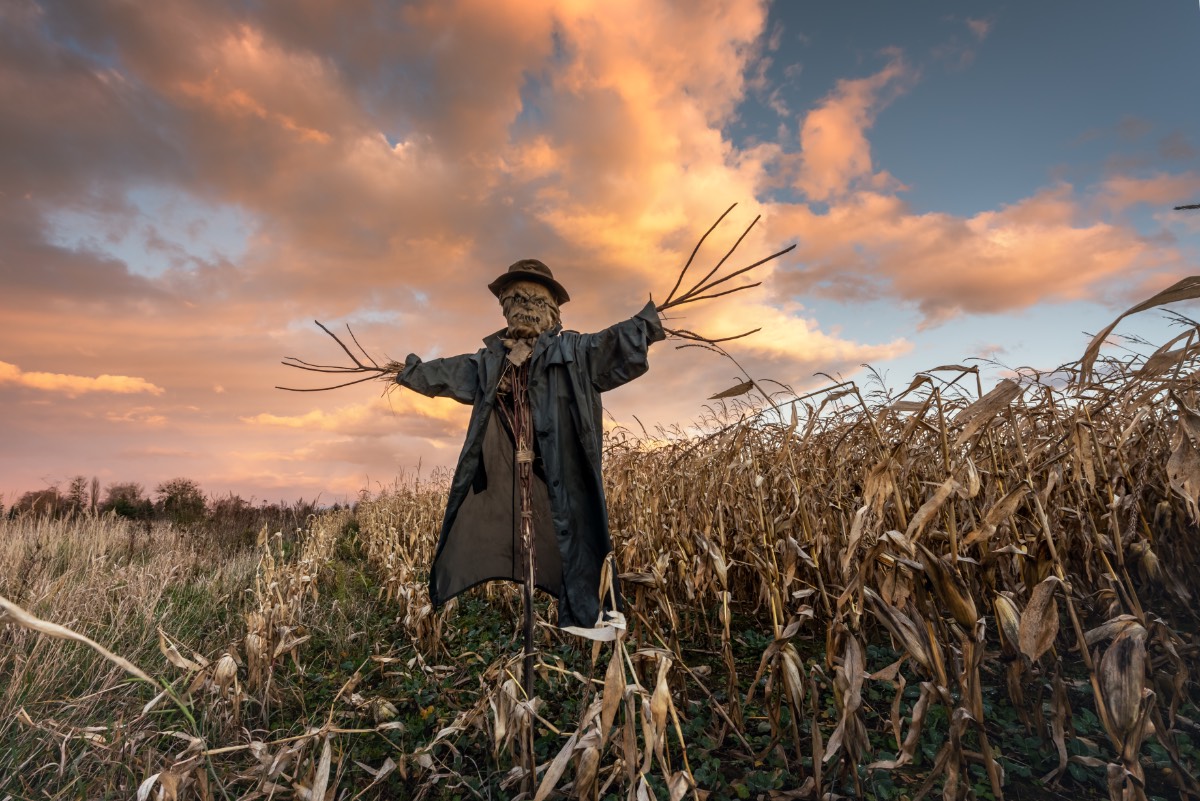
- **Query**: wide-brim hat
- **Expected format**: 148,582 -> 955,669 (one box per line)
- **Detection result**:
488,259 -> 570,305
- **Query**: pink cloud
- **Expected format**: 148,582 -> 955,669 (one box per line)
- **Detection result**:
242,394 -> 468,442
105,407 -> 169,426
794,53 -> 916,202
774,185 -> 1172,325
118,446 -> 198,458
1097,171 -> 1200,212
0,361 -> 164,397
966,18 -> 993,41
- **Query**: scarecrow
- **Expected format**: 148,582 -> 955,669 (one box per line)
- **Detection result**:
279,205 -> 793,687
395,258 -> 662,631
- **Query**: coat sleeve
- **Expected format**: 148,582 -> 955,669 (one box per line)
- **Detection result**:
396,352 -> 479,405
581,299 -> 666,393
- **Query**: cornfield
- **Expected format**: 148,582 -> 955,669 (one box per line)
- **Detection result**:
3,309 -> 1200,800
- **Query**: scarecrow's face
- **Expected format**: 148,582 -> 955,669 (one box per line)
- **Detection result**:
499,280 -> 559,338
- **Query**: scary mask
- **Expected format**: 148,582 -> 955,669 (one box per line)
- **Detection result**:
500,280 -> 560,338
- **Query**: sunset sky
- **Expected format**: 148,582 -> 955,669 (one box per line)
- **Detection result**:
2,1 -> 1198,505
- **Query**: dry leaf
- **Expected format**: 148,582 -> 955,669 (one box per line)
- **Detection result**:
533,731 -> 579,801
1080,275 -> 1200,382
0,593 -> 153,684
905,478 -> 963,542
158,628 -> 202,672
1018,577 -> 1062,662
952,379 -> 1022,446
600,640 -> 626,742
917,543 -> 978,627
709,380 -> 754,400
669,771 -> 692,801
1167,391 -> 1200,521
962,484 -> 1030,547
1099,624 -> 1148,740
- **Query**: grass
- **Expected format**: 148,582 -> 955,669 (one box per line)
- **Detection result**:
2,508 -> 1194,800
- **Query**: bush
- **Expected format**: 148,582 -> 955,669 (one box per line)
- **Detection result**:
155,478 -> 207,526
100,482 -> 152,521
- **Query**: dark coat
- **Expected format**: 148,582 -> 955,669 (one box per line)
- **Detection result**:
397,300 -> 665,628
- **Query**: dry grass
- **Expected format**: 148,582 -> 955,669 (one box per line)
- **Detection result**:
4,326 -> 1200,800
0,513 -> 257,794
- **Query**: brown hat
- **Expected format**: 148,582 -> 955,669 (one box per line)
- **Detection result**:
488,259 -> 570,305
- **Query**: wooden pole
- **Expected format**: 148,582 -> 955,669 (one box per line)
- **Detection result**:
510,362 -> 538,702
506,362 -> 540,794
523,542 -> 535,700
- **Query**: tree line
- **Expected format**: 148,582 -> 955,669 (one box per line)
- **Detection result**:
2,476 -> 329,535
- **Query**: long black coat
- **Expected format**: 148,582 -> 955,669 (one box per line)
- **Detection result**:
396,300 -> 664,628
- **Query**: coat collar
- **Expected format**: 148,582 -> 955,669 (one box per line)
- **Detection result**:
482,324 -> 563,352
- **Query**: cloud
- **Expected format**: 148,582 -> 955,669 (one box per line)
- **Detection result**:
1116,115 -> 1153,142
757,53 -> 1193,328
242,393 -> 469,442
119,445 -> 198,458
774,185 -> 1170,325
931,18 -> 992,69
1159,131 -> 1197,161
1097,171 -> 1200,212
794,53 -> 915,202
971,342 -> 1008,358
965,18 -> 993,41
0,360 -> 164,396
105,406 -> 169,426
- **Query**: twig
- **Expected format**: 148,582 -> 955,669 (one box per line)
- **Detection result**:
665,244 -> 795,308
677,214 -> 760,302
655,203 -> 796,351
664,202 -> 738,306
276,374 -> 387,392
276,321 -> 393,392
672,280 -> 762,306
666,327 -> 762,344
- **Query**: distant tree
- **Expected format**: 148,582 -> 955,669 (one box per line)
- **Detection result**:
89,476 -> 100,516
101,482 -> 152,520
65,475 -> 89,516
14,487 -> 64,516
155,478 -> 207,526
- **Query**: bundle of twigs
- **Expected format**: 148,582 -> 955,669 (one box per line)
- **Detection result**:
276,203 -> 794,392
276,321 -> 397,392
657,202 -> 794,345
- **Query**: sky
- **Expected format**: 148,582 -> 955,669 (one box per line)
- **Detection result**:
2,0 -> 1199,505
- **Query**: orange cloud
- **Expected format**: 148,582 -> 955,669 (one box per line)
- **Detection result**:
795,53 -> 915,202
105,407 -> 169,426
119,446 -> 198,458
242,393 -> 468,441
774,185 -> 1169,324
165,23 -> 352,145
1097,171 -> 1200,212
0,361 -> 164,397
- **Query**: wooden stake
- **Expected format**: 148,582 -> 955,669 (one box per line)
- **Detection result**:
501,360 -> 539,791
507,363 -> 539,702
